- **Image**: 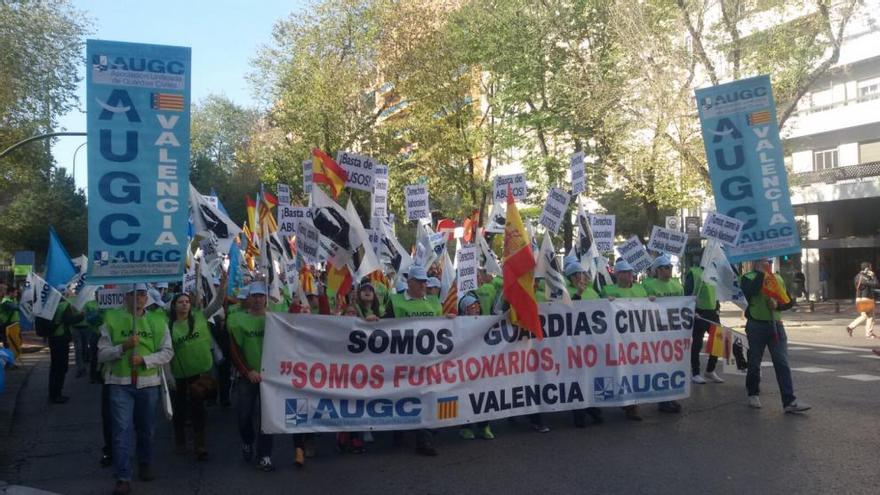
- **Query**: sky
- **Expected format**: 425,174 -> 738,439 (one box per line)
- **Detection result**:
52,0 -> 307,192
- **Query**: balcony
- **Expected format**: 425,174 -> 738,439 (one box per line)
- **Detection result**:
784,92 -> 880,140
792,160 -> 880,185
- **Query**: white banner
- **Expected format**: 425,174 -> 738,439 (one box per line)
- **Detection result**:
261,297 -> 694,433
372,164 -> 388,220
493,173 -> 528,203
95,287 -> 125,309
589,215 -> 615,253
615,236 -> 652,273
456,244 -> 479,294
570,151 -> 586,195
701,212 -> 744,247
278,206 -> 313,238
538,187 -> 570,235
296,221 -> 321,263
647,226 -> 688,258
182,272 -> 197,294
277,183 -> 291,206
302,160 -> 313,199
405,184 -> 430,221
336,151 -> 378,192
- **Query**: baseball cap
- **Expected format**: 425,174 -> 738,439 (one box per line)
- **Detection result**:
123,283 -> 149,294
408,265 -> 428,281
458,293 -> 479,313
614,259 -> 634,273
236,286 -> 250,300
564,262 -> 586,277
426,277 -> 441,289
249,281 -> 268,296
651,254 -> 672,268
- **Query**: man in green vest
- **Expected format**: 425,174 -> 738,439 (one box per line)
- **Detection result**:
564,261 -> 605,427
684,251 -> 724,384
474,267 -> 503,316
601,259 -> 651,421
643,254 -> 684,414
48,286 -> 84,404
97,283 -> 173,495
0,282 -> 19,348
383,265 -> 451,456
740,258 -> 810,413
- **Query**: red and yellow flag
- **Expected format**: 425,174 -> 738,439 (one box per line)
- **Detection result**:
326,260 -> 353,304
300,266 -> 316,296
501,186 -> 543,339
704,324 -> 730,359
442,280 -> 458,315
257,192 -> 278,235
761,268 -> 790,305
312,148 -> 348,199
245,195 -> 257,234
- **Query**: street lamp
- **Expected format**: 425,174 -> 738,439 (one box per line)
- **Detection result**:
71,141 -> 87,179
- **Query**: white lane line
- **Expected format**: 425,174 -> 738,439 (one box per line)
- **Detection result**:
787,347 -> 811,351
791,367 -> 834,373
839,374 -> 880,382
787,341 -> 874,352
761,361 -> 773,367
859,355 -> 880,360
816,350 -> 853,355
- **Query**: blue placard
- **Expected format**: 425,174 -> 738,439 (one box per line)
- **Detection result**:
86,40 -> 191,283
695,75 -> 800,262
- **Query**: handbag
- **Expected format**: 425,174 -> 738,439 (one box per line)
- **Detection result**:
188,373 -> 218,402
855,297 -> 875,314
160,368 -> 174,421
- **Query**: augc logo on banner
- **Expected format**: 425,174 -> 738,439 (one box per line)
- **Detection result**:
86,40 -> 191,283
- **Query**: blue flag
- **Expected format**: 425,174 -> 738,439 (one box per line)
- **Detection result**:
227,239 -> 241,296
45,226 -> 76,289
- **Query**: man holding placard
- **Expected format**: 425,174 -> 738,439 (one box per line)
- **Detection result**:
643,254 -> 684,414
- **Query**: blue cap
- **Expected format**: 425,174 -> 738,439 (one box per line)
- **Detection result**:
458,293 -> 479,313
124,283 -> 149,294
408,265 -> 428,281
564,262 -> 586,277
155,282 -> 169,289
426,277 -> 441,289
249,281 -> 268,296
395,280 -> 408,293
236,286 -> 250,299
652,254 -> 672,268
614,259 -> 634,273
563,254 -> 579,266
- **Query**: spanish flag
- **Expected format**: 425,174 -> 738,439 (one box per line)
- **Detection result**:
442,280 -> 458,315
704,324 -> 730,359
312,148 -> 348,199
502,186 -> 543,339
326,260 -> 353,307
761,268 -> 790,305
245,195 -> 257,234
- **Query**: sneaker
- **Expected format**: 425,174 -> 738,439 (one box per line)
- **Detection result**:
784,402 -> 811,414
294,447 -> 305,467
459,428 -> 475,440
748,395 -> 762,409
257,456 -> 275,472
241,443 -> 254,462
691,374 -> 707,384
479,424 -> 495,440
530,423 -> 550,433
705,371 -> 725,383
112,480 -> 131,495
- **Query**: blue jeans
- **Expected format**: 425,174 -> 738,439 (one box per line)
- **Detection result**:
745,320 -> 796,407
235,378 -> 273,457
109,384 -> 160,481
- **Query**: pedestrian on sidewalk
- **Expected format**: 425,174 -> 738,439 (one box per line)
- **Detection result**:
846,262 -> 876,339
740,259 -> 810,414
98,284 -> 174,495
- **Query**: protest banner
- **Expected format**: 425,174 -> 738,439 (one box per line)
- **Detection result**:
260,297 -> 694,433
182,271 -> 197,294
405,185 -> 430,221
372,164 -> 389,219
538,187 -> 570,234
456,244 -> 479,294
571,151 -> 586,195
589,215 -> 615,253
278,206 -> 313,237
86,40 -> 191,283
700,212 -> 744,247
303,160 -> 313,199
616,236 -> 652,273
95,287 -> 125,310
647,226 -> 688,258
695,75 -> 800,262
493,173 -> 528,202
296,221 -> 321,264
277,183 -> 291,206
336,151 -> 378,192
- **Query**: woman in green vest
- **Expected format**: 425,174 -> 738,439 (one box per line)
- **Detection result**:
353,280 -> 381,321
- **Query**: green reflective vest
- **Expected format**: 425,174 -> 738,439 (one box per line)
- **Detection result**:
742,271 -> 786,321
228,311 -> 266,371
567,282 -> 600,300
51,299 -> 72,337
169,312 -> 213,379
643,278 -> 684,297
104,308 -> 167,380
687,267 -> 717,310
600,283 -> 648,299
388,293 -> 442,318
475,278 -> 501,315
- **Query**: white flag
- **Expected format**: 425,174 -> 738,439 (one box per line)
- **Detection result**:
345,199 -> 383,282
439,248 -> 456,302
484,201 -> 506,234
189,183 -> 242,256
535,235 -> 571,305
701,241 -> 747,310
23,273 -> 62,320
477,230 -> 502,277
378,217 -> 413,285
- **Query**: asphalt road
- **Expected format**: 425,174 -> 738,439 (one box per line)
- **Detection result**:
2,321 -> 879,495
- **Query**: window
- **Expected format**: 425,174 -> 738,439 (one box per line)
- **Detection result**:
813,148 -> 838,171
857,77 -> 880,99
859,140 -> 880,163
810,87 -> 833,108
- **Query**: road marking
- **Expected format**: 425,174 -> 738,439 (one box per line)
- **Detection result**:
787,347 -> 811,351
816,350 -> 852,355
839,374 -> 880,382
787,341 -> 874,352
859,355 -> 880,360
791,367 -> 834,373
761,361 -> 773,367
